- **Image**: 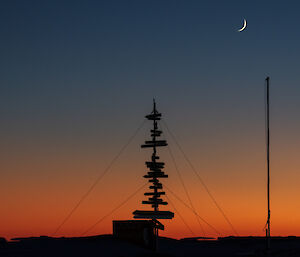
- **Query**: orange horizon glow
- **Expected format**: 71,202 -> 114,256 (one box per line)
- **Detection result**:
2,133 -> 300,241
2,106 -> 300,241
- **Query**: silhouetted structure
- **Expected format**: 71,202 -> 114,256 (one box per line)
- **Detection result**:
113,220 -> 156,249
133,100 -> 174,219
265,77 -> 271,252
114,100 -> 173,250
133,100 -> 174,249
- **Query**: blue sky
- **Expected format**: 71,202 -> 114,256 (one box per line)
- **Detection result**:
2,0 -> 300,178
1,1 -> 300,126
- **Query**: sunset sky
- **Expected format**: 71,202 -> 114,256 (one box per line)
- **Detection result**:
2,1 -> 300,240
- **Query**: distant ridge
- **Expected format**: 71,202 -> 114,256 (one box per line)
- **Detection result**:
218,236 -> 300,241
6,234 -> 300,243
2,234 -> 300,256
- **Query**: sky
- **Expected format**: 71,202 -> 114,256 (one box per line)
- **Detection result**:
1,0 -> 300,240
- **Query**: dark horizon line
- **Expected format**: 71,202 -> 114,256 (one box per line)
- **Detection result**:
3,233 -> 300,242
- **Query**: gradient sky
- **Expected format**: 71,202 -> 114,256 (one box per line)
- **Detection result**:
2,0 -> 300,240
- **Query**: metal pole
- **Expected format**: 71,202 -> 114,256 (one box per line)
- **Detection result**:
266,76 -> 271,251
156,226 -> 158,252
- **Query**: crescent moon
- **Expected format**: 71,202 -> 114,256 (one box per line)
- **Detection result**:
238,19 -> 247,32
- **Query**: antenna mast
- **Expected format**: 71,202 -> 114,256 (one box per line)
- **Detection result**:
266,76 -> 271,251
133,100 -> 174,250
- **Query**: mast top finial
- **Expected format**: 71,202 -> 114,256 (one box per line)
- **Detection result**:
153,98 -> 156,112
